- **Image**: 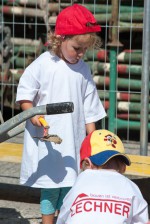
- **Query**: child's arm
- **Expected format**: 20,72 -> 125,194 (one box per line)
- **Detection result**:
86,122 -> 96,134
20,100 -> 43,127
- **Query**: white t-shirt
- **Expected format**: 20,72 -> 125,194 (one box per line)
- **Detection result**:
16,51 -> 106,188
57,169 -> 148,224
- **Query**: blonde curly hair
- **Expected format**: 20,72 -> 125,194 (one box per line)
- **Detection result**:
46,31 -> 102,57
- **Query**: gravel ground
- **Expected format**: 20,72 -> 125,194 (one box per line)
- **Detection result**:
0,161 -> 58,224
0,200 -> 42,224
0,199 -> 58,224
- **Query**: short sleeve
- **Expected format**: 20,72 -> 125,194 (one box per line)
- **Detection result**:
16,61 -> 40,103
84,87 -> 106,124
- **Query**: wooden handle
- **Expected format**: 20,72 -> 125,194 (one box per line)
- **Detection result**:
38,117 -> 50,129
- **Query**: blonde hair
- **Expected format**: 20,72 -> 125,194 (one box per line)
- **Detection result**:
46,31 -> 102,56
81,156 -> 126,174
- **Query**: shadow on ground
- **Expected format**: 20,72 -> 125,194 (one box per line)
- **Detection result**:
0,208 -> 30,224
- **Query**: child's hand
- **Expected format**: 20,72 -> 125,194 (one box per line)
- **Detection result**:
30,115 -> 44,127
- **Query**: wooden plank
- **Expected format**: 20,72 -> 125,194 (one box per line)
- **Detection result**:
0,142 -> 23,163
0,143 -> 150,178
126,154 -> 150,177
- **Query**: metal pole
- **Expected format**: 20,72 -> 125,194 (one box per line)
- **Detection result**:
0,102 -> 74,143
108,47 -> 117,132
140,0 -> 150,155
107,0 -> 123,132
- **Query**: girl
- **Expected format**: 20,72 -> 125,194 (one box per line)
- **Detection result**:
16,4 -> 106,224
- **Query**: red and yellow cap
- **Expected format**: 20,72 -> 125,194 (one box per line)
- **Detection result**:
80,129 -> 131,167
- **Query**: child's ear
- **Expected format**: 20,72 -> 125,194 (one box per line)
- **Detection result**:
55,35 -> 61,38
84,158 -> 93,169
121,163 -> 126,174
56,35 -> 65,41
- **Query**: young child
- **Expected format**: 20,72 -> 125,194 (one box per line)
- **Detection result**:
16,4 -> 106,224
56,129 -> 149,224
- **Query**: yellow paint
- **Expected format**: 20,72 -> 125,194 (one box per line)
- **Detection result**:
126,154 -> 150,177
0,142 -> 23,163
0,143 -> 150,178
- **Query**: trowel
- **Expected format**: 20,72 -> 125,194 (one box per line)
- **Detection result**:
33,117 -> 62,144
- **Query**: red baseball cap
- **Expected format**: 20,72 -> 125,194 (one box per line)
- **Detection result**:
55,4 -> 101,35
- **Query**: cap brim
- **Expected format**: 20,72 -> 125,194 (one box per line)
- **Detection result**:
89,150 -> 131,166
